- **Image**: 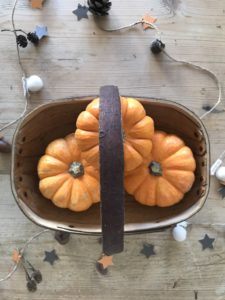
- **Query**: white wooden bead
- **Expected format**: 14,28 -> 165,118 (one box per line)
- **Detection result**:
26,75 -> 43,92
172,225 -> 187,242
216,166 -> 225,185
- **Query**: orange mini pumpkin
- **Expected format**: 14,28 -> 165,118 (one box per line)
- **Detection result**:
75,97 -> 154,172
38,134 -> 100,212
125,131 -> 196,207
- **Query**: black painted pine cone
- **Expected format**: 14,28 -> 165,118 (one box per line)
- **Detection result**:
16,35 -> 28,48
88,0 -> 112,16
27,32 -> 39,45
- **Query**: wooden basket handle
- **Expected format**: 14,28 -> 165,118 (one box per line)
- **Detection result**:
99,85 -> 124,255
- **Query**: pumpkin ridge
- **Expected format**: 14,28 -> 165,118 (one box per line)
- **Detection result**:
50,176 -> 71,200
124,143 -> 143,172
64,134 -> 81,161
52,177 -> 73,208
69,179 -> 92,211
128,170 -> 148,195
155,179 -> 160,204
82,174 -> 100,203
43,154 -> 68,167
63,178 -> 73,207
161,147 -> 196,171
45,153 -> 71,165
128,116 -> 154,140
38,155 -> 68,179
81,180 -> 92,203
159,144 -> 185,162
162,175 -> 184,194
163,169 -> 195,193
156,177 -> 183,207
45,139 -> 73,164
39,173 -> 70,199
75,129 -> 99,151
160,145 -> 187,163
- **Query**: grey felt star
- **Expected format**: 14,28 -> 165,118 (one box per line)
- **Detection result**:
35,25 -> 48,39
73,4 -> 89,21
140,243 -> 156,258
43,249 -> 59,265
218,186 -> 225,199
199,234 -> 215,250
202,105 -> 222,113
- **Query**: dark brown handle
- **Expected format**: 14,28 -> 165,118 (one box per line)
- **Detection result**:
99,85 -> 124,255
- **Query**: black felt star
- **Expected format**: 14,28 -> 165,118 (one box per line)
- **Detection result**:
43,249 -> 59,265
202,105 -> 221,113
35,25 -> 48,40
73,4 -> 89,21
199,234 -> 215,250
140,243 -> 156,258
218,186 -> 225,199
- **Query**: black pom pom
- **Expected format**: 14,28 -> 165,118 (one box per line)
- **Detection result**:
16,35 -> 28,48
150,39 -> 165,54
26,279 -> 37,292
32,270 -> 42,283
27,32 -> 39,45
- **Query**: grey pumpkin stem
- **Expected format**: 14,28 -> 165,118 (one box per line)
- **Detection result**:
149,161 -> 163,176
68,162 -> 84,178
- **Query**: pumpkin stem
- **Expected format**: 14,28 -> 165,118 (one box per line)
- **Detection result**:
68,162 -> 84,178
149,161 -> 162,176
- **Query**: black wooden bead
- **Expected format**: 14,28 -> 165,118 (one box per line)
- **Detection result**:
150,39 -> 165,54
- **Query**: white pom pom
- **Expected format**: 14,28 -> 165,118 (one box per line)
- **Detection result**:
172,225 -> 187,242
216,166 -> 225,185
26,75 -> 43,92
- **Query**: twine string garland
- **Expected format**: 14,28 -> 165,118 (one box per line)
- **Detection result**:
0,0 -> 224,284
0,229 -> 49,283
0,0 -> 224,135
99,20 -> 223,120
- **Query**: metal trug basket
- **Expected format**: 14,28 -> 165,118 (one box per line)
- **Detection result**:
11,95 -> 210,235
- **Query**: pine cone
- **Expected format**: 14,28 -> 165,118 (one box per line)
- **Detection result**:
27,32 -> 39,45
26,279 -> 37,292
16,35 -> 28,48
88,0 -> 112,16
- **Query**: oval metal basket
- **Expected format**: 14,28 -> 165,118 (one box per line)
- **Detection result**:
11,94 -> 210,237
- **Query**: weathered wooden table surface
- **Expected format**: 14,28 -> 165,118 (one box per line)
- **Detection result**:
1,0 -> 225,299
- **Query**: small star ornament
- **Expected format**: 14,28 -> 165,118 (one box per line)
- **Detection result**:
12,249 -> 22,263
97,254 -> 113,269
31,0 -> 45,9
0,137 -> 11,153
199,234 -> 215,250
218,186 -> 225,199
140,243 -> 156,258
202,105 -> 221,113
35,25 -> 48,40
43,249 -> 59,265
141,14 -> 157,30
73,4 -> 89,21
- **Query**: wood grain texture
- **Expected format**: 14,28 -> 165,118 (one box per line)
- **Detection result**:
0,0 -> 225,299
